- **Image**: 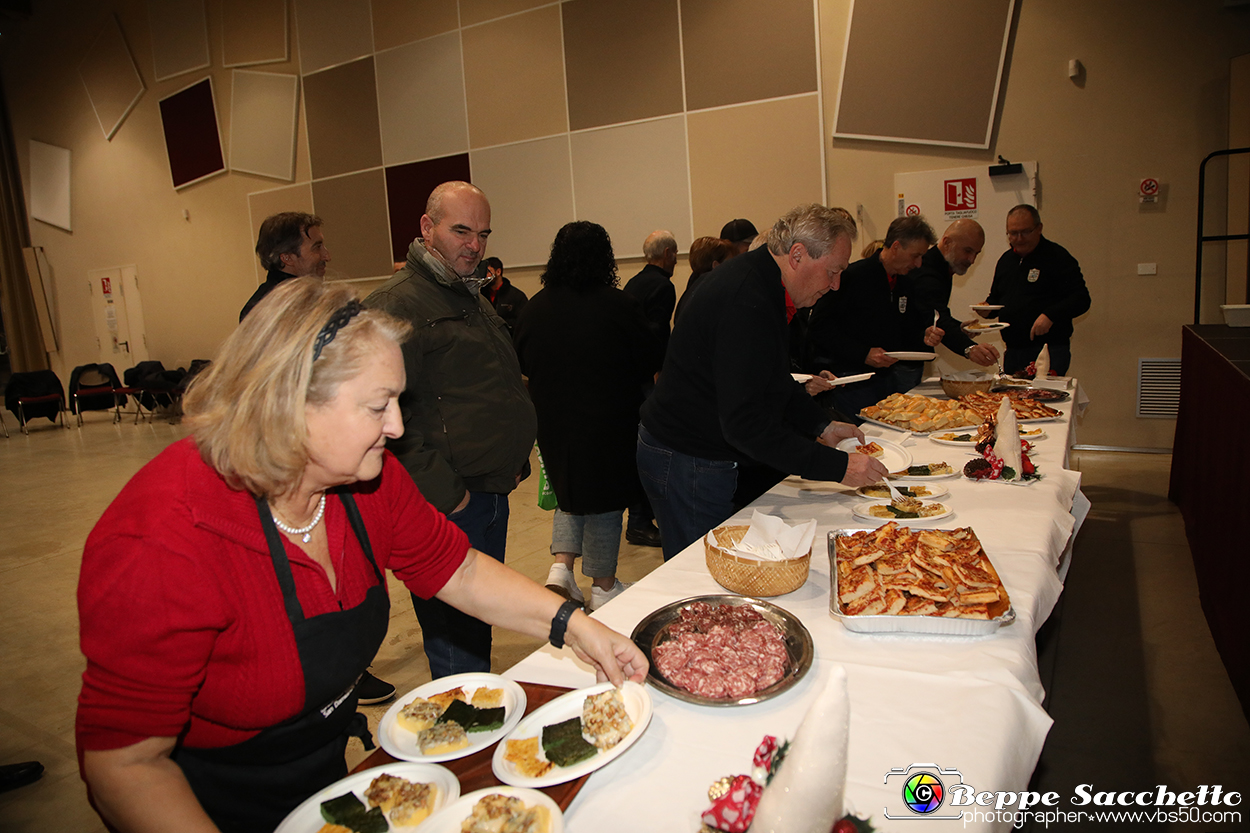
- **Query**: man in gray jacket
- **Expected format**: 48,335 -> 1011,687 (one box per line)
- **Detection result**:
366,181 -> 537,678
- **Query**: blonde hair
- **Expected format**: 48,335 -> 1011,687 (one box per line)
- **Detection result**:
766,204 -> 858,259
184,278 -> 411,498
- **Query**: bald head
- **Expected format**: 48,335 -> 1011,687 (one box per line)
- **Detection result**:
425,181 -> 488,224
938,219 -> 985,275
420,181 -> 492,278
643,229 -> 677,273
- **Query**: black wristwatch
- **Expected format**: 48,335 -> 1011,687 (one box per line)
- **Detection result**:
548,600 -> 581,649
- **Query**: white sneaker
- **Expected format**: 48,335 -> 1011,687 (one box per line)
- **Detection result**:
545,562 -> 584,605
590,579 -> 633,611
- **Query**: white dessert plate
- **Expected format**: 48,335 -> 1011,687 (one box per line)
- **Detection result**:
887,463 -> 960,480
970,304 -> 1004,311
419,786 -> 563,833
964,322 -> 1010,333
855,482 -> 949,500
379,673 -> 526,763
492,681 -> 652,788
835,437 -> 912,474
273,762 -> 460,833
884,351 -> 937,361
852,502 -> 953,524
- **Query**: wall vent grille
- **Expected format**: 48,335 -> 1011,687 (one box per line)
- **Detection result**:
1137,358 -> 1181,418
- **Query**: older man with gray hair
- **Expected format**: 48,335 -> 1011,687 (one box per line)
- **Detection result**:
622,229 -> 679,357
637,204 -> 887,561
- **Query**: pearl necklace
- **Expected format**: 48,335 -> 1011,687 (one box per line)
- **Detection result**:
272,494 -> 326,543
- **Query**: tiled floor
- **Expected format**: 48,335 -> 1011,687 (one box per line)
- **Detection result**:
0,416 -> 1245,832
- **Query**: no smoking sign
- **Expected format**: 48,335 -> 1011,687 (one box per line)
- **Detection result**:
1139,177 -> 1159,203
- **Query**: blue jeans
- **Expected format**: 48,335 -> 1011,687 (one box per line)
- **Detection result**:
636,425 -> 738,562
411,491 -> 509,678
550,508 -> 624,577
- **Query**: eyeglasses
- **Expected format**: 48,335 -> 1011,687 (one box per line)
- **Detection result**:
1007,227 -> 1038,239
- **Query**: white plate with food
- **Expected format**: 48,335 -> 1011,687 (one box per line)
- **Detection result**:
928,431 -> 982,446
855,482 -> 949,501
274,762 -> 460,833
963,321 -> 1010,333
419,786 -> 563,833
380,673 -> 526,763
887,461 -> 959,480
969,304 -> 1004,312
492,681 -> 651,788
851,501 -> 953,523
883,351 -> 937,361
1018,427 -> 1047,440
835,437 -> 912,474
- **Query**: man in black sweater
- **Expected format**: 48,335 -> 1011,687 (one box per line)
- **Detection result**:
638,205 -> 887,561
911,219 -> 1000,367
981,205 -> 1091,374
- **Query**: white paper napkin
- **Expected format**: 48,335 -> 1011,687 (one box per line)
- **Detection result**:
724,510 -> 816,561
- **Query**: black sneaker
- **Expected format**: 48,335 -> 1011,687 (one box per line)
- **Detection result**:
356,670 -> 396,705
626,522 -> 662,548
0,761 -> 43,793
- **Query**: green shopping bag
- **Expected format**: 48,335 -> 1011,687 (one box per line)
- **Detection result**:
536,449 -> 558,511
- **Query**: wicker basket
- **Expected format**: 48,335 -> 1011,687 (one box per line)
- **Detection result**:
704,525 -> 811,597
940,376 -> 994,399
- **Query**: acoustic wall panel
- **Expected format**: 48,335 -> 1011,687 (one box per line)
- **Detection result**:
469,136 -> 575,267
570,116 -> 691,258
376,32 -> 468,166
311,169 -> 394,279
148,0 -> 211,81
385,155 -> 472,263
833,0 -> 1015,147
462,6 -> 567,149
222,0 -> 288,67
29,141 -> 72,232
460,0 -> 550,27
681,0 -> 817,111
371,0 -> 458,51
79,15 -> 145,140
562,0 -> 683,131
229,71 -> 299,180
158,77 -> 226,189
303,58 -> 383,180
687,95 -> 824,239
294,0 -> 375,75
248,183 -> 315,282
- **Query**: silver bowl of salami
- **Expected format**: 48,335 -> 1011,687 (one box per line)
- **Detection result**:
630,595 -> 814,707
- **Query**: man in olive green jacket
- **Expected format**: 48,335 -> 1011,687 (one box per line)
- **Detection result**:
365,181 -> 536,679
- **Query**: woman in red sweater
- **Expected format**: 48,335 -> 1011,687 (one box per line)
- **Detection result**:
76,278 -> 646,833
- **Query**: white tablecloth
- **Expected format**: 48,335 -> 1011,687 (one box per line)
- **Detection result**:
505,382 -> 1086,832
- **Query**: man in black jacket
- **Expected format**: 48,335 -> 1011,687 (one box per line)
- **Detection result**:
638,204 -> 887,561
240,213 -> 331,321
482,257 -> 528,334
911,219 -> 1000,367
981,205 -> 1091,374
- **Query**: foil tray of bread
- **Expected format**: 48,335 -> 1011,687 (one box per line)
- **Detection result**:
827,525 -> 1015,637
858,392 -> 984,435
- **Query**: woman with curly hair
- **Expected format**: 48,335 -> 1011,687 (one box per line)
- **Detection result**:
514,222 -> 663,610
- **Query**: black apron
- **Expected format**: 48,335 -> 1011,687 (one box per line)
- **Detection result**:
172,493 -> 390,833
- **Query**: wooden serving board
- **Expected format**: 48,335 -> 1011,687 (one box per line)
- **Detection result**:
351,681 -> 589,810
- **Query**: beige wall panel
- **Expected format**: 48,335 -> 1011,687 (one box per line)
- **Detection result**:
147,0 -> 210,82
376,32 -> 468,165
372,0 -> 458,51
682,0 -> 817,111
460,0 -> 550,27
302,57 -> 383,179
311,169 -> 394,279
229,71 -> 299,180
462,6 -> 567,148
687,95 -> 823,240
470,136 -> 575,267
294,0 -> 374,75
562,0 -> 683,130
222,0 -> 288,67
79,15 -> 145,140
571,116 -> 692,258
247,183 -> 316,282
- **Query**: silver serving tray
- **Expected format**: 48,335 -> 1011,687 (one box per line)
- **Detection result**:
828,529 -> 1016,636
630,594 -> 814,707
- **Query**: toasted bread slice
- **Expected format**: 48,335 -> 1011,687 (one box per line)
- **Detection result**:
427,686 -> 467,711
471,687 -> 505,709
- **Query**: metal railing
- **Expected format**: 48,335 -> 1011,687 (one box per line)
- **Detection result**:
1195,147 -> 1250,324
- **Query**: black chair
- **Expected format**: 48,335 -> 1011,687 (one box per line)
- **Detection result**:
69,363 -> 128,426
4,370 -> 69,434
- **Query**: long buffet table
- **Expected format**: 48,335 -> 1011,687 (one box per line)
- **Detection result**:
505,379 -> 1088,832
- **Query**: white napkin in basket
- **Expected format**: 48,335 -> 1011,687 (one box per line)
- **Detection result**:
726,510 -> 816,561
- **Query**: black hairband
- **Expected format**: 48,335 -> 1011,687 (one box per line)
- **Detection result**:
312,300 -> 362,361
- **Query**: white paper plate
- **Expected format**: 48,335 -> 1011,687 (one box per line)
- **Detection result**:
852,502 -> 953,524
928,431 -> 982,446
380,673 -> 526,763
791,373 -> 813,383
273,762 -> 460,833
887,463 -> 960,480
969,304 -> 1004,311
884,351 -> 937,361
855,482 -> 949,500
828,372 -> 875,386
420,786 -> 563,833
492,681 -> 652,788
835,437 -> 912,474
964,322 -> 1010,333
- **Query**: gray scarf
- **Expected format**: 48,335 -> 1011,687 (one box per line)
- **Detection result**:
414,239 -> 490,295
